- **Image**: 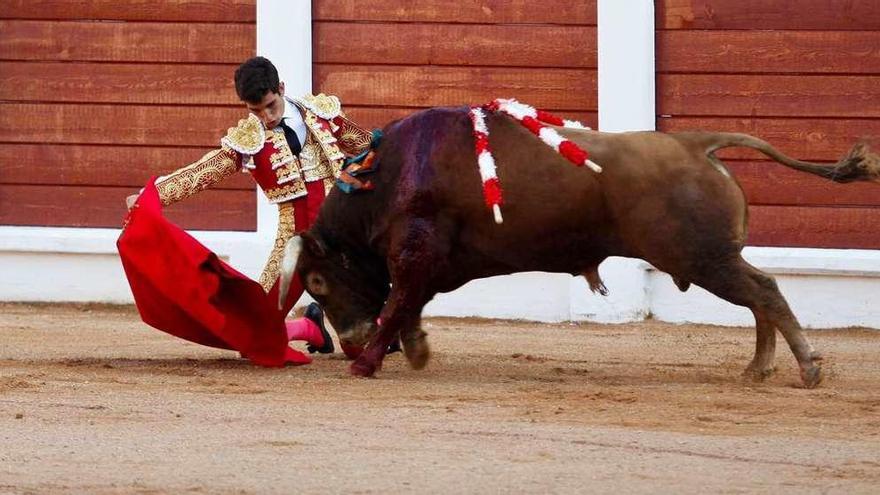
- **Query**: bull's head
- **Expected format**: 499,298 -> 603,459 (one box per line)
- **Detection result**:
278,232 -> 390,356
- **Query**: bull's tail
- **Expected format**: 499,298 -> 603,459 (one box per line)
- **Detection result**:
698,132 -> 880,183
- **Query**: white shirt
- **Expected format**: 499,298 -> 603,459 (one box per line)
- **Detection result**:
280,95 -> 307,148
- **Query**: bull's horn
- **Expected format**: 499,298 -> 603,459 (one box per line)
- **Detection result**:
278,236 -> 303,311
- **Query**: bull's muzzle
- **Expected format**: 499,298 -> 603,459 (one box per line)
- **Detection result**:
278,236 -> 303,310
336,320 -> 377,356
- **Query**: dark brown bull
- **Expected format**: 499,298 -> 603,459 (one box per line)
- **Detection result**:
279,106 -> 880,388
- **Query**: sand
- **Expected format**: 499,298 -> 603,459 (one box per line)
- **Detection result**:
1,302 -> 878,494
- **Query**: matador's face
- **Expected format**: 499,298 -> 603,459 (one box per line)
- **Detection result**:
245,81 -> 285,129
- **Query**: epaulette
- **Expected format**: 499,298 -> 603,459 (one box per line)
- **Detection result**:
293,93 -> 342,120
220,113 -> 265,155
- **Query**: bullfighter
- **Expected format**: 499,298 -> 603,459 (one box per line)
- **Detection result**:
123,56 -> 375,362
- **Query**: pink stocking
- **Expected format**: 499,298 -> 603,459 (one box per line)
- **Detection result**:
285,317 -> 324,347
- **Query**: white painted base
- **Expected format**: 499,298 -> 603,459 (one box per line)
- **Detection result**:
0,226 -> 273,303
648,247 -> 880,328
423,258 -> 649,323
420,249 -> 880,328
2,226 -> 879,329
424,272 -> 574,322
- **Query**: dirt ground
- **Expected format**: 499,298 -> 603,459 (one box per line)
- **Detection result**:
1,303 -> 879,494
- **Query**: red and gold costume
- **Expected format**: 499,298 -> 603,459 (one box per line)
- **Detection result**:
154,93 -> 372,294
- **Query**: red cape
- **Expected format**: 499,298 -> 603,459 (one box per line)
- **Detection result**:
116,179 -> 310,367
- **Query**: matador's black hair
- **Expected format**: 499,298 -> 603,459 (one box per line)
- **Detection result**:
234,56 -> 281,104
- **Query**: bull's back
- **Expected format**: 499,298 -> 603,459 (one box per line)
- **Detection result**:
364,108 -> 749,284
405,109 -> 616,275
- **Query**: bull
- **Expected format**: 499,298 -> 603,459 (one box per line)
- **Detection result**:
279,106 -> 880,388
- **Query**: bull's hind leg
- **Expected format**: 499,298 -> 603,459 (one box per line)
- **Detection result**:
691,256 -> 822,388
744,310 -> 777,380
350,217 -> 440,377
401,323 -> 431,370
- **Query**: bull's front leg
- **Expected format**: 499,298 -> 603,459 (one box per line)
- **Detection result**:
351,218 -> 438,377
350,288 -> 427,377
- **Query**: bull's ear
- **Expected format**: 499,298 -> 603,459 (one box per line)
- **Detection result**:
301,231 -> 327,258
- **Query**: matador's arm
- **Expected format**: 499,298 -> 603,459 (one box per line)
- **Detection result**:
331,113 -> 374,157
155,147 -> 242,206
154,114 -> 265,205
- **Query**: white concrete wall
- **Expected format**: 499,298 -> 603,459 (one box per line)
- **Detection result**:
1,0 -> 878,330
648,247 -> 880,328
256,0 -> 313,237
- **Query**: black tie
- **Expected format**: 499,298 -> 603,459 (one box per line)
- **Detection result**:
279,119 -> 302,156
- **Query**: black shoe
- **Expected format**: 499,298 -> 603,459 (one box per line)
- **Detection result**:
387,339 -> 402,354
304,303 -> 334,354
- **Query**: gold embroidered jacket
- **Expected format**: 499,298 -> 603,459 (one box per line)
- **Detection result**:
155,93 -> 372,206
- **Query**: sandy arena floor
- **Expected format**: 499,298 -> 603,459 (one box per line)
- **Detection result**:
1,302 -> 878,494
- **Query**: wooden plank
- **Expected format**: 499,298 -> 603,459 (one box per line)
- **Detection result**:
657,117 -> 880,162
658,74 -> 880,118
0,0 -> 256,22
0,20 -> 255,63
0,103 -> 245,147
726,161 -> 880,208
0,62 -> 240,105
658,0 -> 880,31
315,65 -> 597,111
0,185 -> 256,231
657,30 -> 880,74
313,0 -> 597,25
314,22 -> 596,68
0,144 -> 254,190
747,205 -> 880,249
342,106 -> 598,132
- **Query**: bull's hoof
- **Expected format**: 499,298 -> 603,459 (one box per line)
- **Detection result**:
800,365 -> 823,389
350,359 -> 378,377
742,365 -> 776,382
349,356 -> 382,378
403,337 -> 431,370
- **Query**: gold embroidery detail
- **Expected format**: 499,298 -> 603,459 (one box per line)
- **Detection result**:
156,148 -> 240,206
299,136 -> 332,182
266,129 -> 292,168
304,111 -> 337,144
294,93 -> 342,120
221,114 -> 265,155
270,149 -> 293,168
264,127 -> 304,185
303,111 -> 344,178
264,181 -> 307,203
276,156 -> 303,185
299,141 -> 319,168
259,201 -> 296,292
336,116 -> 373,155
340,128 -> 371,154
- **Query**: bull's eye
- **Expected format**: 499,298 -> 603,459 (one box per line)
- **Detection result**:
306,272 -> 329,296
